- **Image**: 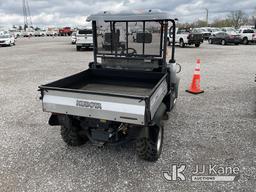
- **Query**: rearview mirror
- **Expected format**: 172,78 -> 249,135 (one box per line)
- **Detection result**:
136,32 -> 152,43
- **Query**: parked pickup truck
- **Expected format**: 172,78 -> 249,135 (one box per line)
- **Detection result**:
39,11 -> 180,161
59,27 -> 73,36
168,28 -> 203,47
239,28 -> 256,44
76,28 -> 93,51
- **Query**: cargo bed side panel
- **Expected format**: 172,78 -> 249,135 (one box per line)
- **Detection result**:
42,90 -> 146,125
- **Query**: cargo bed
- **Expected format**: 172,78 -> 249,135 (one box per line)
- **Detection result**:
39,68 -> 168,125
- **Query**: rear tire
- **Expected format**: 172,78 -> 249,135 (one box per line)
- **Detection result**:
242,38 -> 248,45
61,124 -> 88,146
195,43 -> 200,47
136,124 -> 163,162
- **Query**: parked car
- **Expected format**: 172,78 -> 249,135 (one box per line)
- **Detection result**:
35,30 -> 47,37
46,29 -> 59,36
208,32 -> 241,45
71,32 -> 77,44
194,28 -> 211,40
22,29 -> 35,37
168,28 -> 203,48
221,27 -> 238,35
209,27 -> 222,35
0,34 -> 16,46
9,29 -> 22,38
238,28 -> 256,44
76,28 -> 93,51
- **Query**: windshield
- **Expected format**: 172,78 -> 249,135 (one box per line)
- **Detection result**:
96,21 -> 163,57
78,29 -> 92,35
192,28 -> 203,33
212,28 -> 220,32
225,28 -> 236,32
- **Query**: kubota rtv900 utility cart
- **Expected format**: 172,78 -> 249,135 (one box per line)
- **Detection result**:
39,10 -> 180,161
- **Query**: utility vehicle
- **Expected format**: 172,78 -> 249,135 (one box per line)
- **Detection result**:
39,11 -> 180,161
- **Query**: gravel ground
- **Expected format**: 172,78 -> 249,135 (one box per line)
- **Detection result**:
0,37 -> 255,192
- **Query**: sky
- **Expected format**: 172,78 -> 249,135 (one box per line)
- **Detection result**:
0,0 -> 255,27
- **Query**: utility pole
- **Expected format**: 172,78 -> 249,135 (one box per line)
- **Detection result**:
205,8 -> 209,26
22,0 -> 32,30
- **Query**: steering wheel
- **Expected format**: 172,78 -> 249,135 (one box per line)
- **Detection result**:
127,48 -> 137,56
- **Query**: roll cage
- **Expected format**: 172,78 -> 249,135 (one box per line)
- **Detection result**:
87,11 -> 176,72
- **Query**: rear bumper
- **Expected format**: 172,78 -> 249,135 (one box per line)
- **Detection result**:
41,90 -> 146,125
188,39 -> 202,44
76,43 -> 93,47
226,39 -> 241,44
0,42 -> 9,45
203,34 -> 211,39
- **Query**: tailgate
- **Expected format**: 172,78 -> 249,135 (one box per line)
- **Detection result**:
77,34 -> 93,44
41,89 -> 146,125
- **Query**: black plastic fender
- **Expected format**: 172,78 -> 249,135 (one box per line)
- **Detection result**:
138,103 -> 167,139
48,114 -> 66,126
152,103 -> 167,127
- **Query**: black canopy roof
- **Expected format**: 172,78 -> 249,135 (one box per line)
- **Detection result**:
87,10 -> 175,22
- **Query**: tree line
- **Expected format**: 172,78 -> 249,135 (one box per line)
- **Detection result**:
178,9 -> 256,29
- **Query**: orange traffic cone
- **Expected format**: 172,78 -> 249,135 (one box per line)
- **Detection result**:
186,59 -> 204,94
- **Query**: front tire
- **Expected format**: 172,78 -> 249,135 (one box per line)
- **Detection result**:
242,38 -> 248,45
61,123 -> 88,146
208,39 -> 213,44
179,39 -> 185,48
195,43 -> 200,47
221,39 -> 226,46
136,125 -> 163,162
